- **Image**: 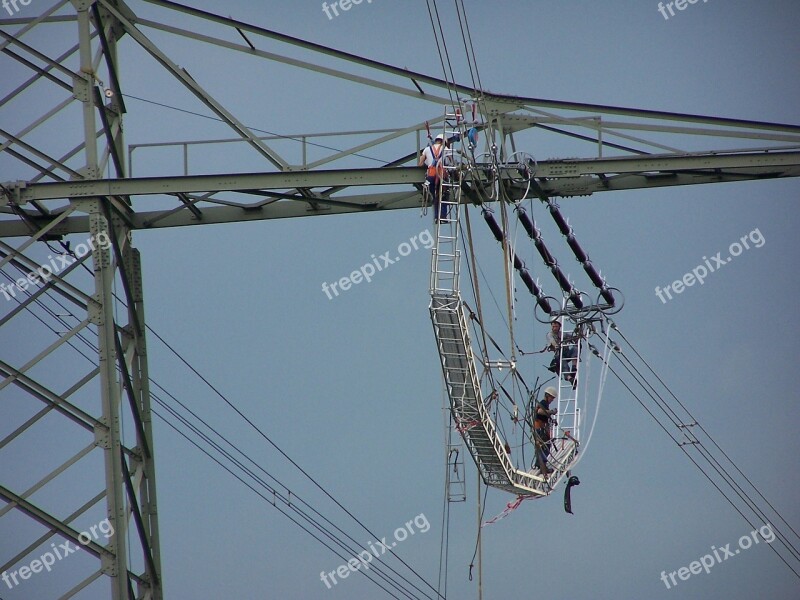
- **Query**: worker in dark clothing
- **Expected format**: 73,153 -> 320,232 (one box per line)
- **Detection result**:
546,318 -> 578,386
533,387 -> 558,475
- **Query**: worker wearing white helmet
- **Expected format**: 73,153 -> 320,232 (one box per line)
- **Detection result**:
418,133 -> 450,222
545,318 -> 578,386
533,387 -> 558,475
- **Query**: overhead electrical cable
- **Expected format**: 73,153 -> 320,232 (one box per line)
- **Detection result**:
122,93 -> 390,165
591,323 -> 800,580
1,255 -> 444,599
150,395 -> 434,599
142,322 -> 445,599
150,405 -> 415,599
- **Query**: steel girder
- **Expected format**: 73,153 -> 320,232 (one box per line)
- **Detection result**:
2,149 -> 799,236
1,2 -> 161,599
0,198 -> 162,599
2,2 -> 800,240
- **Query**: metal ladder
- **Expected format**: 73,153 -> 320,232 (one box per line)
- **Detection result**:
548,317 -> 582,477
430,105 -> 548,496
445,431 -> 466,503
556,320 -> 582,439
429,106 -> 465,297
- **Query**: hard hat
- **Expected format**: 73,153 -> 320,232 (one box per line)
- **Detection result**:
434,134 -> 445,142
544,386 -> 557,398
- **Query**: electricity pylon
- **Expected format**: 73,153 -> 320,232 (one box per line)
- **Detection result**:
1,1 -> 799,598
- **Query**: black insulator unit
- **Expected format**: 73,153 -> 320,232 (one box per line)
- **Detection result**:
548,205 -> 571,236
583,263 -> 615,305
517,208 -> 537,239
554,268 -> 572,294
519,266 -> 535,290
517,210 -> 557,267
517,207 -> 583,309
520,267 -> 553,313
482,210 -> 553,314
569,291 -> 584,309
517,207 -> 536,239
546,257 -> 581,308
567,236 -> 589,263
483,210 -> 504,242
584,263 -> 605,289
545,201 -> 616,308
537,241 -> 557,268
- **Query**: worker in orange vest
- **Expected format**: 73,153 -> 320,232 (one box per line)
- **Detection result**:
418,134 -> 449,222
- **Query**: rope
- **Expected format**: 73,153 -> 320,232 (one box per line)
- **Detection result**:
498,199 -> 517,362
461,204 -> 492,369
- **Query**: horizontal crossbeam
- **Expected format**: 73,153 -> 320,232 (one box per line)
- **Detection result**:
1,150 -> 798,237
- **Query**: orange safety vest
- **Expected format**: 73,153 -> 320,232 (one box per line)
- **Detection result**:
426,143 -> 446,179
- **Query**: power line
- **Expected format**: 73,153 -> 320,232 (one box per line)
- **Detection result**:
0,254 -> 443,599
143,322 -> 444,598
151,404 -> 413,599
150,395 -> 431,599
122,93 -> 391,165
596,322 -> 800,579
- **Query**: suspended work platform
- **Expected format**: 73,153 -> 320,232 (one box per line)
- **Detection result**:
427,102 -> 568,497
431,295 -> 553,496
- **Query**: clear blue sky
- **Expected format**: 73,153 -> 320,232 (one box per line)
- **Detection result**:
1,1 -> 799,599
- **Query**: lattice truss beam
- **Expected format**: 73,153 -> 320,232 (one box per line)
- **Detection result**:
0,1 -> 799,599
1,0 -> 800,238
0,203 -> 160,599
2,2 -> 163,599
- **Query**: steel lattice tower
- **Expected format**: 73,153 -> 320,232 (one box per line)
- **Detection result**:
2,2 -> 800,598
